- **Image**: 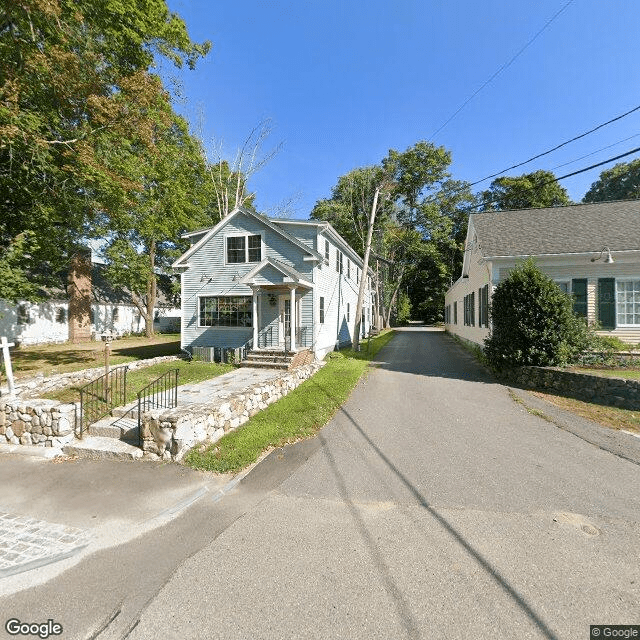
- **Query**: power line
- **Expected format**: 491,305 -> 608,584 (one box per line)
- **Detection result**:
430,0 -> 574,139
418,104 -> 640,210
549,133 -> 640,171
467,103 -> 640,187
467,145 -> 640,212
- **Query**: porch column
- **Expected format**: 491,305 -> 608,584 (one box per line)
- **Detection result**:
289,285 -> 296,350
252,287 -> 258,347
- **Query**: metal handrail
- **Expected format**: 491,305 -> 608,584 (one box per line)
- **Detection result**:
259,325 -> 273,348
137,369 -> 179,447
78,365 -> 128,439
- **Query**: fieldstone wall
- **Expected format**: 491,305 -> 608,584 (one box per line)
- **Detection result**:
141,361 -> 326,461
0,399 -> 76,447
505,366 -> 640,411
6,354 -> 181,400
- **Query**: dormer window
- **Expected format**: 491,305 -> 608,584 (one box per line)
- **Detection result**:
226,234 -> 262,264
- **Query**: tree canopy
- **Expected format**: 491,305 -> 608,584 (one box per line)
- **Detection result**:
480,170 -> 571,211
0,0 -> 210,301
311,142 -> 476,326
583,158 -> 640,203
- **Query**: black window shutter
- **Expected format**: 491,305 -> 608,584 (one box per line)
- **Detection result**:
571,279 -> 588,318
597,278 -> 616,330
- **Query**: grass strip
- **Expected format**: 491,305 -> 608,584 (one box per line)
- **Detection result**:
572,367 -> 640,380
183,330 -> 396,474
43,360 -> 234,405
531,390 -> 640,434
9,334 -> 181,380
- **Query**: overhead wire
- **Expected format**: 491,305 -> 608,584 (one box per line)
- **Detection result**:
466,103 -> 640,187
549,133 -> 640,171
465,145 -> 640,212
416,104 -> 640,210
430,0 -> 575,139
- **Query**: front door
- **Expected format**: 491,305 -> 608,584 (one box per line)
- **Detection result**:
278,296 -> 291,348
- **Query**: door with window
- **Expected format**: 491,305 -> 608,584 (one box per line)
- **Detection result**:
279,297 -> 291,348
278,294 -> 300,348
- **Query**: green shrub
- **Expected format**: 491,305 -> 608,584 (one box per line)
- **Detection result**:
592,335 -> 628,352
484,258 -> 593,369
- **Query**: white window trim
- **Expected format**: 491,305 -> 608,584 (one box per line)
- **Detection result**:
554,279 -> 571,294
223,233 -> 264,266
616,278 -> 640,327
196,294 -> 254,329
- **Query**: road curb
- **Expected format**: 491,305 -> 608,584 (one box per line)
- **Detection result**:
509,386 -> 640,466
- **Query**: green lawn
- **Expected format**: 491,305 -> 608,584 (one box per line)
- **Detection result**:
183,331 -> 396,474
8,333 -> 181,380
572,367 -> 640,380
43,360 -> 234,405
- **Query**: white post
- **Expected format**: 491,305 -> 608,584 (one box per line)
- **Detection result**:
252,287 -> 258,347
1,336 -> 16,395
289,286 -> 296,351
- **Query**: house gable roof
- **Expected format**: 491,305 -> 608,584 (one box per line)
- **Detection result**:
472,200 -> 640,258
238,257 -> 312,288
173,207 -> 323,269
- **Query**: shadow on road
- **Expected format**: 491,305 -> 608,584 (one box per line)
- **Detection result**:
323,397 -> 560,640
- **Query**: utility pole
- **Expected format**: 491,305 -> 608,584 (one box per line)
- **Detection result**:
353,186 -> 381,351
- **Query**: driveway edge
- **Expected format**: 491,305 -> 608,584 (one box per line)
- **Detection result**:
508,386 -> 640,466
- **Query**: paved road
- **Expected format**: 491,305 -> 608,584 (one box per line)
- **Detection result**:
128,328 -> 639,640
3,328 -> 639,639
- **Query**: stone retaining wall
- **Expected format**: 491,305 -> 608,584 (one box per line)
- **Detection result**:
504,366 -> 640,411
0,399 -> 76,447
141,361 -> 326,461
5,354 -> 181,399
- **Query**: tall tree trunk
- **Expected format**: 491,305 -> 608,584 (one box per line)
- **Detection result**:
145,240 -> 157,338
385,273 -> 405,327
353,187 -> 380,351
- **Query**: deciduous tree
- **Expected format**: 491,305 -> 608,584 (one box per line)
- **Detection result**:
583,158 -> 640,203
481,170 -> 571,211
0,0 -> 210,299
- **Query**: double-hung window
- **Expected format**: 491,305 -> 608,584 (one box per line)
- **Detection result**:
226,235 -> 261,264
199,296 -> 253,327
616,280 -> 640,326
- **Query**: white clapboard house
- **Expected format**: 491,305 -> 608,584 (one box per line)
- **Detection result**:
444,200 -> 640,347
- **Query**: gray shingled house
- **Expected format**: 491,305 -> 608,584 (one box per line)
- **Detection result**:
444,200 -> 640,346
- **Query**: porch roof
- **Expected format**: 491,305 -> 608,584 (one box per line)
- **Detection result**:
238,257 -> 313,289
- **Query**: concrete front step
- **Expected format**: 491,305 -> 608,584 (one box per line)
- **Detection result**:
88,416 -> 139,442
63,436 -> 143,461
240,360 -> 290,370
245,355 -> 293,363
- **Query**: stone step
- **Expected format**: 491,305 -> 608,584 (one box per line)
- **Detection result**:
111,403 -> 139,418
63,436 -> 143,461
247,349 -> 291,357
240,360 -> 290,370
245,353 -> 293,363
88,416 -> 139,442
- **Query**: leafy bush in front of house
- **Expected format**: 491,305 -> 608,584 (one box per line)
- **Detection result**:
592,334 -> 628,352
484,259 -> 593,369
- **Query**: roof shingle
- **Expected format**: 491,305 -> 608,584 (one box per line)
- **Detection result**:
471,200 -> 640,257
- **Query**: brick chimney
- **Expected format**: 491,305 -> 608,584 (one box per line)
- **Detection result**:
68,250 -> 92,343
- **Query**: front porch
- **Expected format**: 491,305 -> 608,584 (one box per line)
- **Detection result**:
241,257 -> 314,354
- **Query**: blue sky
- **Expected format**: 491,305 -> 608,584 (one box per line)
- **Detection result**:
164,0 -> 640,218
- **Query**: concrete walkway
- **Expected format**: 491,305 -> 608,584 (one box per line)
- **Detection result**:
174,366 -> 284,407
